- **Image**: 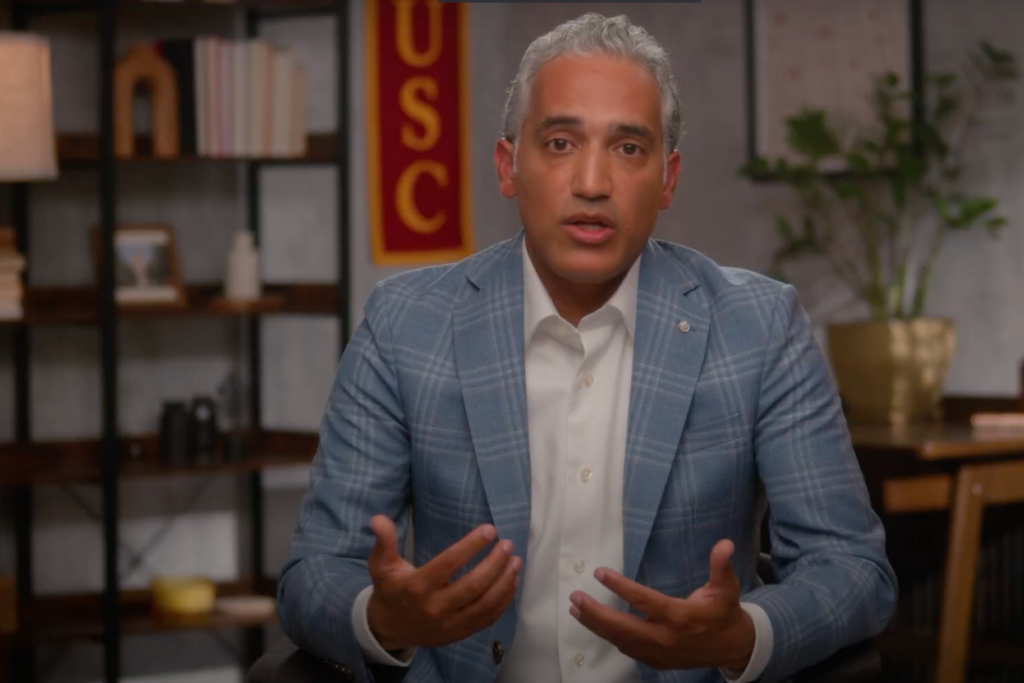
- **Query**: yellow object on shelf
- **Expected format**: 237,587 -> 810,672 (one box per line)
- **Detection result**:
150,576 -> 216,617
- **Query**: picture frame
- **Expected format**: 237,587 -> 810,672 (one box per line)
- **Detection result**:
744,0 -> 924,177
91,223 -> 187,307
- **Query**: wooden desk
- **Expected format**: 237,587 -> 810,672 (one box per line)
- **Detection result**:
851,417 -> 1024,683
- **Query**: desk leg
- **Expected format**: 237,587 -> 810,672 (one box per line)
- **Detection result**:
934,465 -> 985,683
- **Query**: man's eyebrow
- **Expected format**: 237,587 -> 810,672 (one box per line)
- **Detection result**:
530,117 -> 656,144
536,115 -> 584,132
611,122 -> 655,143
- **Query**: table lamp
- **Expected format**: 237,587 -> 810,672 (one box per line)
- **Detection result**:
0,31 -> 57,320
0,32 -> 58,182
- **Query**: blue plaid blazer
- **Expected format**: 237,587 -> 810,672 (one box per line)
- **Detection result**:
278,233 -> 897,683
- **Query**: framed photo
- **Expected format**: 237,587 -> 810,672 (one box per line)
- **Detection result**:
92,223 -> 186,306
745,0 -> 923,174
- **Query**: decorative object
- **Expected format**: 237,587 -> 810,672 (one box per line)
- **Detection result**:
159,400 -> 192,466
0,32 -> 58,322
91,223 -> 187,307
216,369 -> 247,462
114,44 -> 179,158
214,595 -> 276,620
745,0 -> 919,172
0,573 -> 15,635
224,230 -> 261,302
189,395 -> 219,463
366,0 -> 474,266
0,32 -> 58,181
828,319 -> 956,424
740,41 -> 1018,425
150,576 -> 215,618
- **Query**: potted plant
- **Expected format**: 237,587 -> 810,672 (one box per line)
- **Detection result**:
741,41 -> 1018,425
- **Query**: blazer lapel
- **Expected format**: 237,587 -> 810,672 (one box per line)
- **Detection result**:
622,243 -> 710,582
451,238 -> 532,558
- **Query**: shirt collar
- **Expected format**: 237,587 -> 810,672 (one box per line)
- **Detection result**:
522,239 -> 641,343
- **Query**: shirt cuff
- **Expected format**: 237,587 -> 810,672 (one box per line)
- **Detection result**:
719,602 -> 773,683
351,585 -> 416,667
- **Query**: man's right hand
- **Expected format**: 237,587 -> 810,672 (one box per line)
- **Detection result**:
366,514 -> 522,652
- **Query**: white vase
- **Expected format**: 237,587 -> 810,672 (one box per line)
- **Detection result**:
224,231 -> 261,301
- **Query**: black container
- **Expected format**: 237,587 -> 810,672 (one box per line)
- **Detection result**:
159,401 -> 192,466
189,396 -> 219,463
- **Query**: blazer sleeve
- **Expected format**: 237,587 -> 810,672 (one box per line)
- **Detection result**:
276,280 -> 412,683
741,284 -> 898,683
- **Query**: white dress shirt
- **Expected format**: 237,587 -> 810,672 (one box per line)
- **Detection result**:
351,243 -> 773,682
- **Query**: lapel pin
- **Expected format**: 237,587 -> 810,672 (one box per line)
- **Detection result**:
678,320 -> 691,333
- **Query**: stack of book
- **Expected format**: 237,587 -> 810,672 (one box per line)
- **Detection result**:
156,37 -> 308,159
0,228 -> 25,320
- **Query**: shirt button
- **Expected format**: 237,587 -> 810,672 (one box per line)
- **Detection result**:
573,652 -> 585,668
580,468 -> 592,483
581,374 -> 594,388
573,559 -> 585,573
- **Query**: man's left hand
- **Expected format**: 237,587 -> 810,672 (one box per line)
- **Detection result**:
570,539 -> 755,673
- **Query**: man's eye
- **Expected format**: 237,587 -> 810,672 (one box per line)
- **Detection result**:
621,143 -> 642,156
547,139 -> 571,151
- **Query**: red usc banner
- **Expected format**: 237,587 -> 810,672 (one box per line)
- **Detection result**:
367,0 -> 474,266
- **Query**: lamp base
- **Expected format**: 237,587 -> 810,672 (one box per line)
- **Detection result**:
0,226 -> 26,321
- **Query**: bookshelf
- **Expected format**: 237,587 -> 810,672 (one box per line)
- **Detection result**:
1,1 -> 349,682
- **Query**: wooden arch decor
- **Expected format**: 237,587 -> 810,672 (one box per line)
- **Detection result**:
114,45 -> 179,159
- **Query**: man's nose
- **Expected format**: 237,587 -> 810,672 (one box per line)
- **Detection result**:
570,147 -> 612,201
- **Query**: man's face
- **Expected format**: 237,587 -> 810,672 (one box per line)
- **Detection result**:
495,53 -> 681,287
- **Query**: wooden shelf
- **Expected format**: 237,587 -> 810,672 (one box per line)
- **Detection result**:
12,577 -> 277,643
0,430 -> 317,487
57,133 -> 339,167
0,283 -> 339,327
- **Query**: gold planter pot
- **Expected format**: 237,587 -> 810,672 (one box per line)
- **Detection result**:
827,318 -> 957,426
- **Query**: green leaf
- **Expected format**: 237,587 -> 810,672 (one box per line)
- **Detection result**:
933,95 -> 959,124
738,156 -> 771,179
929,72 -> 957,88
985,215 -> 1008,235
846,151 -> 872,173
775,216 -> 795,242
942,165 -> 963,182
785,108 -> 841,159
950,196 -> 999,229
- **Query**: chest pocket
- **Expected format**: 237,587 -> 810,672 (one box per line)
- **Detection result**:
680,411 -> 744,453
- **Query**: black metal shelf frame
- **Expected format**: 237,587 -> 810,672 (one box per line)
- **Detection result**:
4,1 -> 350,681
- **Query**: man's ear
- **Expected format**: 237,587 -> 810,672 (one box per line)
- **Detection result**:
660,149 -> 682,210
494,138 -> 518,199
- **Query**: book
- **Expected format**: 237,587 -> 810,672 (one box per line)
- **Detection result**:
151,37 -> 307,159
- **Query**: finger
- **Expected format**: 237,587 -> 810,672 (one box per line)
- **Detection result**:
569,590 -> 661,657
417,524 -> 498,588
594,568 -> 671,621
368,515 -> 403,574
441,539 -> 515,612
707,539 -> 738,592
455,554 -> 521,635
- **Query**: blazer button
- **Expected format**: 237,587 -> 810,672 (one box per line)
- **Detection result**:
492,640 -> 504,664
326,661 -> 354,681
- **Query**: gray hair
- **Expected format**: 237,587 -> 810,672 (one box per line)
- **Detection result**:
501,13 -> 683,155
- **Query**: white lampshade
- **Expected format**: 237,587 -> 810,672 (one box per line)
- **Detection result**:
0,32 -> 58,182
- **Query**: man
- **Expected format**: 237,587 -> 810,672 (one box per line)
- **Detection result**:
278,12 -> 897,683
